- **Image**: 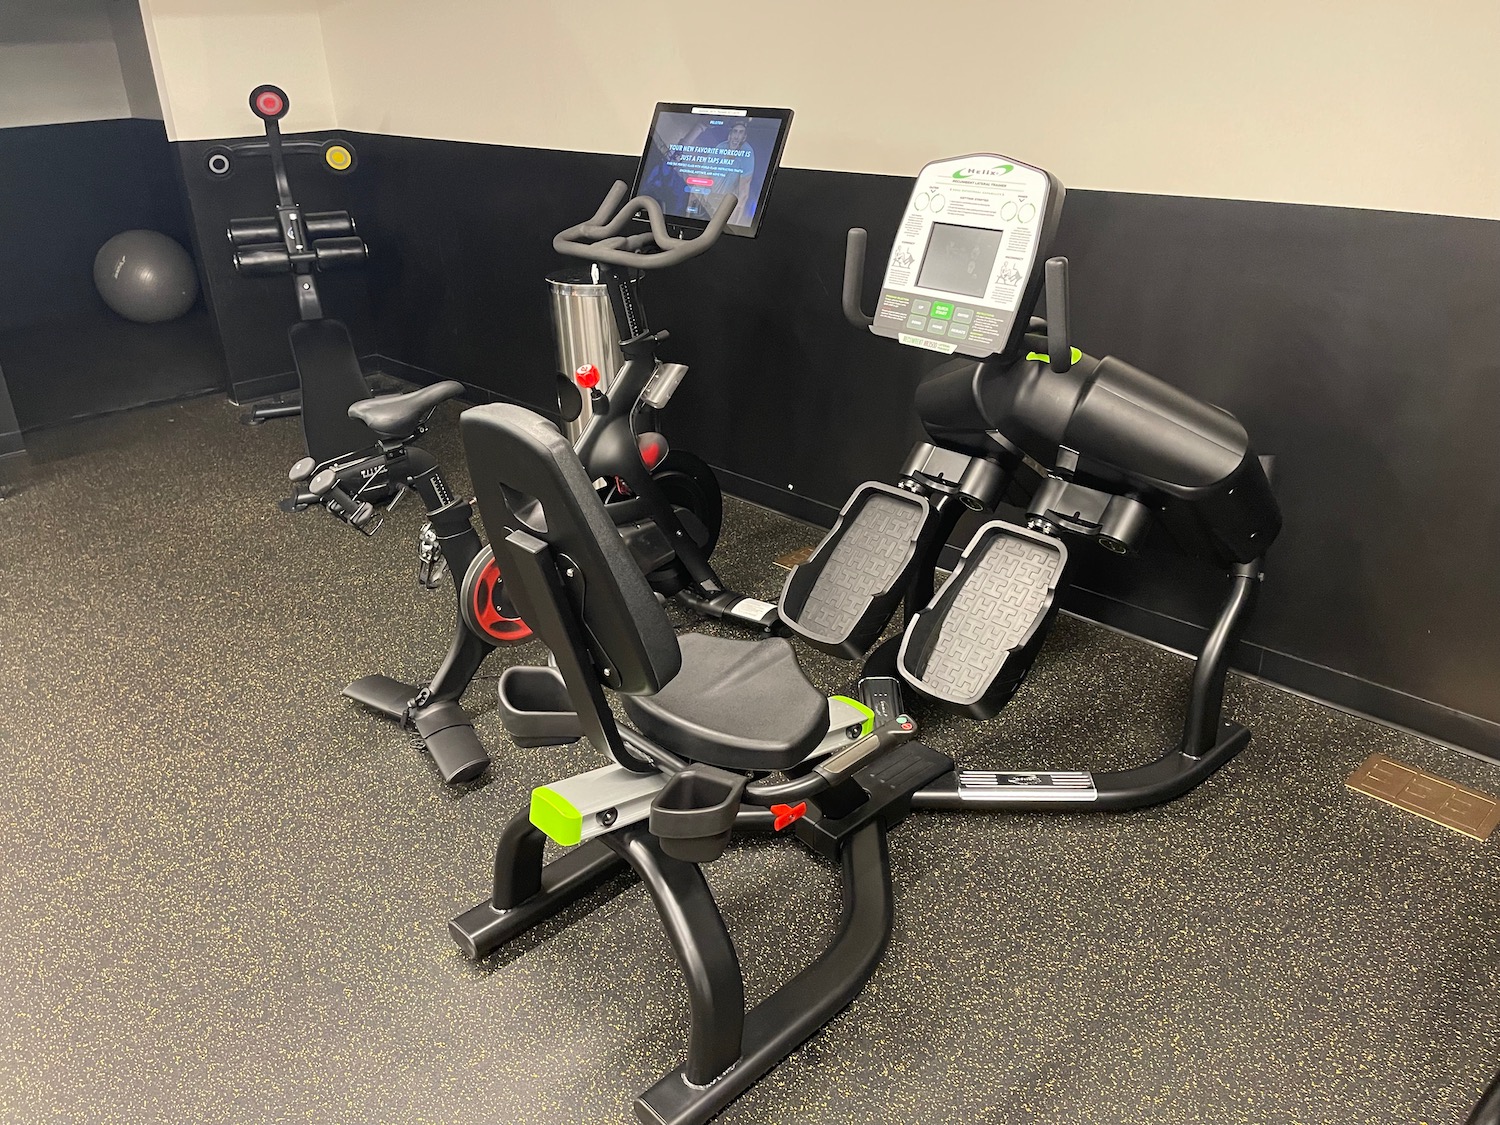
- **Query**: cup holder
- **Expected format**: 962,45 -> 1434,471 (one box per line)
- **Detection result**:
496,666 -> 583,747
649,765 -> 747,864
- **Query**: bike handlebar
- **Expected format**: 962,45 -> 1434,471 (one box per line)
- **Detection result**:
553,180 -> 737,270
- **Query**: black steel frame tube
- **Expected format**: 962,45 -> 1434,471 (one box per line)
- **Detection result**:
1181,560 -> 1262,756
604,827 -> 745,1087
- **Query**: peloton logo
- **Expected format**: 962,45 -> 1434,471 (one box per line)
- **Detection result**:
951,162 -> 1016,181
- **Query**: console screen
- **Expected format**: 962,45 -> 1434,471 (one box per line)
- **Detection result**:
632,104 -> 792,238
916,223 -> 1004,299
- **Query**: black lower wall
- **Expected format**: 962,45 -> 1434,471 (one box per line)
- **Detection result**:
0,119 -> 225,430
0,362 -> 21,459
178,131 -> 1500,759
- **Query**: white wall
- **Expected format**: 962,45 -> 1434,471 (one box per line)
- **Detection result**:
139,0 -> 337,140
0,2 -> 133,128
313,0 -> 1500,220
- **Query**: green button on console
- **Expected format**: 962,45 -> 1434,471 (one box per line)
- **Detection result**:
930,301 -> 954,320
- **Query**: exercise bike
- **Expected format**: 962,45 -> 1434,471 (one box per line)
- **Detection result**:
536,180 -> 780,632
341,183 -> 782,780
209,85 -> 521,785
446,151 -> 1283,1124
337,185 -> 763,782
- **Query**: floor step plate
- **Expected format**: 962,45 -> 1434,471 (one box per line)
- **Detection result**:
956,769 -> 1098,803
1347,753 -> 1500,840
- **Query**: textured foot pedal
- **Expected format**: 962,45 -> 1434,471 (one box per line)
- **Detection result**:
780,482 -> 932,658
413,701 -> 490,784
1347,753 -> 1500,840
898,520 -> 1066,719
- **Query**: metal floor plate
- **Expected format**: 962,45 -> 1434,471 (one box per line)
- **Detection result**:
1347,753 -> 1500,840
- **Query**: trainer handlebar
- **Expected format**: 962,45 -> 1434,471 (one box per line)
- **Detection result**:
842,228 -> 875,328
553,180 -> 736,270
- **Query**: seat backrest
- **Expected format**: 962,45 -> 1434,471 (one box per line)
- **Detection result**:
460,403 -> 682,694
288,318 -> 380,463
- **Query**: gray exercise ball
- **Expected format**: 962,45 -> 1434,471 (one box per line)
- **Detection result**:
93,229 -> 199,323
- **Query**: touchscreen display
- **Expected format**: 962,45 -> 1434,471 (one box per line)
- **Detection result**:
916,223 -> 1004,299
633,106 -> 790,237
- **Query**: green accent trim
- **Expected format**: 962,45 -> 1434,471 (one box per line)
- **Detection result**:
1025,347 -> 1083,365
831,695 -> 876,737
530,787 -> 583,846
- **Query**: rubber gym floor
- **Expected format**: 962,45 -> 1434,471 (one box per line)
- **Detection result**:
1,394 -> 1496,1125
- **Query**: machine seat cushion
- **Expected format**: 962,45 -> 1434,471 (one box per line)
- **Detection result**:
348,380 -> 466,440
621,633 -> 827,772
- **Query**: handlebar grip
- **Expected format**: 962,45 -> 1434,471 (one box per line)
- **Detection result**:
585,180 -> 632,230
553,185 -> 737,270
1044,257 -> 1071,373
843,228 -> 875,328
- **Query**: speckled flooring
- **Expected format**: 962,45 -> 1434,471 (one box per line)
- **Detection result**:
1,396 -> 1496,1125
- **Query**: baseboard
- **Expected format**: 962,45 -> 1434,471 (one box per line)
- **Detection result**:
1064,584 -> 1500,764
713,466 -> 840,529
232,354 -> 441,406
229,368 -> 297,406
0,430 -> 24,459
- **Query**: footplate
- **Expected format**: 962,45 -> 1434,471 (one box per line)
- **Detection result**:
779,482 -> 932,659
955,769 -> 1097,803
898,520 -> 1066,719
343,673 -> 418,719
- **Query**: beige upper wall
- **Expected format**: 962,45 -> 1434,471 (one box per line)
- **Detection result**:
136,0 -> 1500,218
140,0 -> 337,140
316,0 -> 1500,219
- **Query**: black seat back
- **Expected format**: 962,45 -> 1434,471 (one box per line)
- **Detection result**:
461,404 -> 681,696
288,318 -> 380,463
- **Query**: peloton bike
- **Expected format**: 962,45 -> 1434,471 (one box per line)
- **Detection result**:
530,101 -> 797,633
209,85 -> 514,784
340,104 -> 796,776
444,153 -> 1281,1123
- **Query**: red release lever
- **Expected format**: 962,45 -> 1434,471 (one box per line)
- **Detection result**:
575,363 -> 600,390
770,802 -> 807,831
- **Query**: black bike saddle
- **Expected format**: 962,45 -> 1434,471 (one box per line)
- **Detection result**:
348,380 -> 466,440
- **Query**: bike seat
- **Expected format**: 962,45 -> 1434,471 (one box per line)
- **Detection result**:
348,380 -> 466,440
620,633 -> 828,772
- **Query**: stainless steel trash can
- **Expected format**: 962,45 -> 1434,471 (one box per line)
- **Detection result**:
548,267 -> 625,444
